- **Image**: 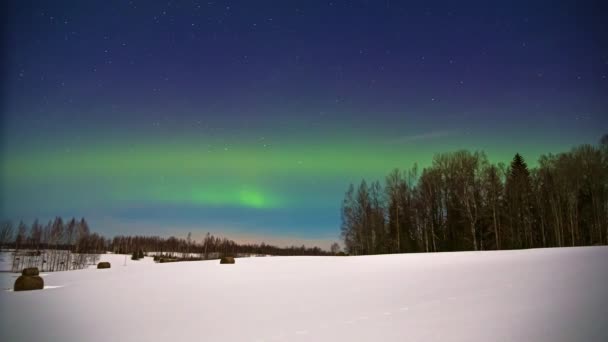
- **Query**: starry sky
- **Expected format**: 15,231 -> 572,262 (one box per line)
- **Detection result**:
1,0 -> 607,248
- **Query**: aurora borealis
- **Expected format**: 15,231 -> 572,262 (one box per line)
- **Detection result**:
2,1 -> 607,248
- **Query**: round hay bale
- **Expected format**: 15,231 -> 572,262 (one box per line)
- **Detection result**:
97,262 -> 111,269
14,275 -> 44,291
22,267 -> 40,276
220,256 -> 235,264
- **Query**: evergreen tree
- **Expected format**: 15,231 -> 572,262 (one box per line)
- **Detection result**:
504,153 -> 534,248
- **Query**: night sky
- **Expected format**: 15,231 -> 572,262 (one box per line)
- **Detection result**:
2,1 -> 607,248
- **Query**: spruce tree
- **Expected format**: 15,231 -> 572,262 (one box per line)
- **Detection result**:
505,153 -> 534,248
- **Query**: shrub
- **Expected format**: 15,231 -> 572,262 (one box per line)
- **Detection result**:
159,258 -> 177,263
220,256 -> 235,264
14,275 -> 44,291
97,262 -> 111,269
22,267 -> 40,276
130,248 -> 145,260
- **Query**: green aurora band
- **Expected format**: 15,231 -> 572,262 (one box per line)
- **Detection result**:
2,134 -> 574,215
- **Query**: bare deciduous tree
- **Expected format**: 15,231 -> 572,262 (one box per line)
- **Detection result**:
0,221 -> 14,250
330,242 -> 341,254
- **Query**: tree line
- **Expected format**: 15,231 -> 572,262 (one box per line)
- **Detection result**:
341,138 -> 608,255
110,233 -> 331,257
0,219 -> 332,257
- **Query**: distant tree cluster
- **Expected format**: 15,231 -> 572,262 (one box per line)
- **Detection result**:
1,217 -> 105,272
1,220 -> 332,262
110,232 -> 331,257
131,248 -> 145,260
1,221 -> 332,258
0,217 -> 105,253
341,139 -> 608,255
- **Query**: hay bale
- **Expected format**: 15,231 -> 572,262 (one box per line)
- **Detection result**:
14,275 -> 44,291
22,267 -> 39,276
220,256 -> 235,264
97,262 -> 111,269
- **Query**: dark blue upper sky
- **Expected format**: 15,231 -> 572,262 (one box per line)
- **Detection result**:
2,1 -> 607,247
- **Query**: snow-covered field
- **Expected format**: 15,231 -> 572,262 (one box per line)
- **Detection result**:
1,247 -> 607,341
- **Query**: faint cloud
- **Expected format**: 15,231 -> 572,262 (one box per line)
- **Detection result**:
90,217 -> 337,250
386,130 -> 456,144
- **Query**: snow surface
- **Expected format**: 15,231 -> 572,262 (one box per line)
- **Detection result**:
1,247 -> 607,341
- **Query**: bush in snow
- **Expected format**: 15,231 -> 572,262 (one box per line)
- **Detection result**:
220,256 -> 235,264
159,258 -> 178,263
97,262 -> 111,269
22,267 -> 40,276
14,275 -> 44,291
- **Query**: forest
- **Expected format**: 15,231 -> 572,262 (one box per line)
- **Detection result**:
341,138 -> 608,255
